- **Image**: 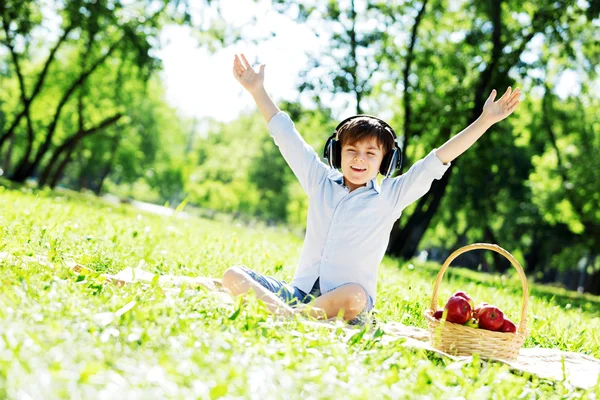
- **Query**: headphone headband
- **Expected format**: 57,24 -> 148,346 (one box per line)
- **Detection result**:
333,115 -> 396,142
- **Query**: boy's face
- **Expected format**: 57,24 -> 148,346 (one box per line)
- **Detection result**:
340,137 -> 384,192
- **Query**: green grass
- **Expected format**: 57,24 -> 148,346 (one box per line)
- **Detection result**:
0,185 -> 599,398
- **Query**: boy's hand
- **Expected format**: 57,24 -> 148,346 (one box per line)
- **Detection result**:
435,86 -> 522,164
233,53 -> 265,95
481,87 -> 521,125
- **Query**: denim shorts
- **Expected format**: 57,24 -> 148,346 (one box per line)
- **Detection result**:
236,266 -> 374,327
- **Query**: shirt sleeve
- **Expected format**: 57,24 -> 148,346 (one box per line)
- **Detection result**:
267,111 -> 330,196
384,149 -> 451,216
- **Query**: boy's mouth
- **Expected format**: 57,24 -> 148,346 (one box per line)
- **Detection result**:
351,166 -> 366,172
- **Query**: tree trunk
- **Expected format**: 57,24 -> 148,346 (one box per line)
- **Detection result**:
37,113 -> 122,186
48,147 -> 76,189
583,254 -> 599,295
524,230 -> 543,275
387,160 -> 454,258
77,156 -> 89,191
482,226 -> 510,272
348,0 -> 361,114
450,225 -> 470,251
2,134 -> 15,173
399,0 -> 428,175
94,134 -> 121,195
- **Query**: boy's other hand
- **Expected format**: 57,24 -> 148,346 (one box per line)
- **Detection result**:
481,87 -> 522,125
233,53 -> 265,94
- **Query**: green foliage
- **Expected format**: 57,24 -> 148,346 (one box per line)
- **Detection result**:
185,113 -> 264,216
0,0 -> 230,186
185,105 -> 334,227
274,0 -> 392,113
248,129 -> 293,221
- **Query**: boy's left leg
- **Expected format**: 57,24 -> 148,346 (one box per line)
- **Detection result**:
295,283 -> 373,323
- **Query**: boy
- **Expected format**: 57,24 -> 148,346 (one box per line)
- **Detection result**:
223,53 -> 521,326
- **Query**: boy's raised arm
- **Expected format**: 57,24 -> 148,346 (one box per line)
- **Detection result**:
386,87 -> 522,216
232,53 -> 329,196
233,54 -> 280,122
435,87 -> 522,164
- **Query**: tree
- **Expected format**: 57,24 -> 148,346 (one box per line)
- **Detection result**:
387,0 -> 599,262
0,0 -> 225,183
274,0 -> 392,114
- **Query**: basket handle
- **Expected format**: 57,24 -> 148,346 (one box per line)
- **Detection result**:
429,243 -> 529,335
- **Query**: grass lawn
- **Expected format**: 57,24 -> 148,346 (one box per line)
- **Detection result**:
1,185 -> 599,399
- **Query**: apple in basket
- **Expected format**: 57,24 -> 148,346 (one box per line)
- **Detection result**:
473,302 -> 489,319
477,305 -> 505,331
499,318 -> 517,333
433,309 -> 444,319
444,295 -> 472,324
452,291 -> 475,309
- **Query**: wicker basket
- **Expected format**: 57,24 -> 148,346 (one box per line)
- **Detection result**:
424,243 -> 529,360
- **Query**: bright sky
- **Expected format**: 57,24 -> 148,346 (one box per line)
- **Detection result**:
155,0 -> 329,124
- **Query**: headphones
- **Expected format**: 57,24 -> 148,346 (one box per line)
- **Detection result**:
323,115 -> 403,178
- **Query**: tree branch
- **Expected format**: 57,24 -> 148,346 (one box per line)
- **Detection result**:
399,0 -> 428,174
0,23 -> 74,149
11,37 -> 123,180
0,15 -> 34,149
39,113 -> 123,186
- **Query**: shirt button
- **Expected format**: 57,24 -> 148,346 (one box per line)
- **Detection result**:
333,219 -> 338,224
324,257 -> 328,261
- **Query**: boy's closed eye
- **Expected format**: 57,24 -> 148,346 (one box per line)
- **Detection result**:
346,148 -> 380,157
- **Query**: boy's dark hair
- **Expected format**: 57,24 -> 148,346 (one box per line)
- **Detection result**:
337,117 -> 395,156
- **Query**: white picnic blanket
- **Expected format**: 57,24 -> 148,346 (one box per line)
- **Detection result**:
381,321 -> 600,390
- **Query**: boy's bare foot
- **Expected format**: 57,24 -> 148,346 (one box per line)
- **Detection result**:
293,304 -> 329,320
174,276 -> 224,292
70,263 -> 128,287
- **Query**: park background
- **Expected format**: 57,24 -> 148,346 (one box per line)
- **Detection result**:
0,0 -> 598,293
2,1 -> 600,398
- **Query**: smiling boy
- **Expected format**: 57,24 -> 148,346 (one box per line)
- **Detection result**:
223,53 -> 521,326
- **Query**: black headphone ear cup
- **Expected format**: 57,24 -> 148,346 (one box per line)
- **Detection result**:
324,137 -> 341,169
332,139 -> 341,169
324,137 -> 333,167
380,150 -> 393,176
381,149 -> 400,177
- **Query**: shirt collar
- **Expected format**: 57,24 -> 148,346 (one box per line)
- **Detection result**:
328,170 -> 381,194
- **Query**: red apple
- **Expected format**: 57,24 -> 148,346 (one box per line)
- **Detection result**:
477,306 -> 505,331
433,309 -> 444,319
444,295 -> 472,324
452,291 -> 475,309
499,318 -> 517,333
473,302 -> 489,319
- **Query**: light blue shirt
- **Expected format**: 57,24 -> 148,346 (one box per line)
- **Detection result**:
267,112 -> 451,305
